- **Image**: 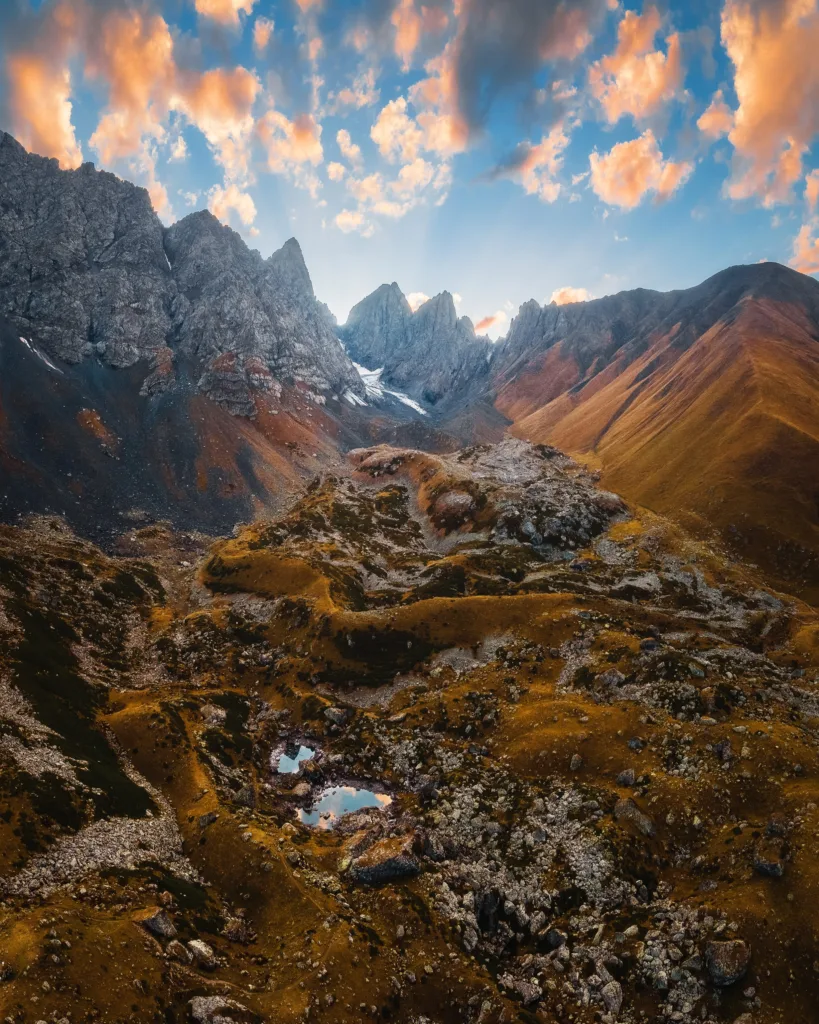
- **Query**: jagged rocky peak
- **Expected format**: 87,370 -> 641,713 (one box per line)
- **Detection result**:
266,236 -> 315,298
0,134 -> 365,413
0,130 -> 174,367
340,283 -> 490,406
340,281 -> 413,369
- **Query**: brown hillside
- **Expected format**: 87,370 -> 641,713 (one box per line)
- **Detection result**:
499,277 -> 819,603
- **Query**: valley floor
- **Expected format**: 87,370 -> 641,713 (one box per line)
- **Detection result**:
0,440 -> 818,1024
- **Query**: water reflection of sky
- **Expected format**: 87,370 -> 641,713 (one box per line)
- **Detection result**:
277,746 -> 315,774
298,786 -> 392,830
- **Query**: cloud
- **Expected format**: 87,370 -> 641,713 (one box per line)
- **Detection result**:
328,68 -> 380,113
589,129 -> 693,208
337,128 -> 363,167
257,110 -> 324,179
371,96 -> 424,162
418,0 -> 607,144
549,286 -> 593,304
806,169 -> 819,213
407,291 -> 430,310
721,0 -> 819,207
791,219 -> 819,274
504,123 -> 571,202
475,309 -> 508,334
335,208 -> 373,235
393,0 -> 423,70
169,135 -> 188,162
348,172 -> 385,204
176,67 -> 261,183
327,161 -> 346,181
208,182 -> 257,226
589,5 -> 683,123
253,16 -> 274,53
391,157 -> 435,195
697,89 -> 734,139
5,53 -> 83,169
195,0 -> 256,28
85,7 -> 175,163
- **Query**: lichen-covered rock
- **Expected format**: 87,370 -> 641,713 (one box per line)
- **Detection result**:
705,939 -> 751,986
614,797 -> 656,837
138,908 -> 177,938
347,835 -> 419,884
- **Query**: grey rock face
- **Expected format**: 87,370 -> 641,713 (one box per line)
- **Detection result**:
0,132 -> 174,368
341,282 -> 413,369
341,285 -> 490,405
166,213 -> 364,414
0,133 -> 365,414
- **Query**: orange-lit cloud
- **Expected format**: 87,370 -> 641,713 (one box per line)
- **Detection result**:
589,129 -> 693,208
348,172 -> 385,204
257,110 -> 323,193
176,67 -> 260,183
475,310 -> 508,333
195,0 -> 256,27
721,0 -> 819,207
408,42 -> 469,156
697,89 -> 734,139
6,54 -> 83,169
330,68 -> 380,112
85,8 -> 174,161
791,220 -> 819,274
295,0 -> 323,9
806,170 -> 819,213
253,16 -> 274,53
517,124 -> 571,203
550,286 -> 593,305
392,0 -> 422,70
589,5 -> 682,124
208,182 -> 257,225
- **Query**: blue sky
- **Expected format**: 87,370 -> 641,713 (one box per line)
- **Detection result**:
2,0 -> 818,334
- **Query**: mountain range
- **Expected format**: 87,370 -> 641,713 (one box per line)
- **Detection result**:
1,130 -> 818,601
3,133 -> 819,1024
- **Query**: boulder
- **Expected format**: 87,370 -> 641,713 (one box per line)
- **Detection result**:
347,835 -> 420,885
614,797 -> 656,837
705,939 -> 751,986
138,908 -> 177,939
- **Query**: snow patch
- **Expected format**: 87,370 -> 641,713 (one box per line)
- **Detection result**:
352,363 -> 427,416
18,337 -> 63,374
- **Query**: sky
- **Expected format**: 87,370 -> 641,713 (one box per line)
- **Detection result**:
2,0 -> 819,337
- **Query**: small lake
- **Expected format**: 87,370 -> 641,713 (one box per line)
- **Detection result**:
277,745 -> 315,774
297,785 -> 392,829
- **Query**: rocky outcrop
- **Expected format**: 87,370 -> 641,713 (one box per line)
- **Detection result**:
340,285 -> 490,406
166,213 -> 364,414
0,132 -> 174,367
0,132 -> 364,413
340,282 -> 413,369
